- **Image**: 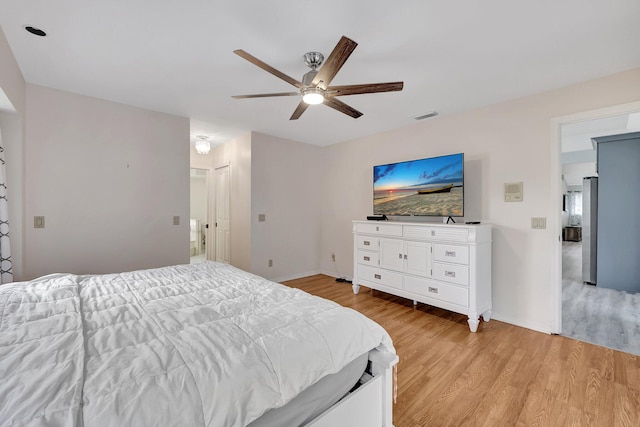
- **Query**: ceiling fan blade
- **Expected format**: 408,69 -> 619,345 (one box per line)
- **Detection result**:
327,82 -> 404,97
232,92 -> 299,99
323,97 -> 363,119
289,101 -> 310,120
312,36 -> 358,90
234,49 -> 304,89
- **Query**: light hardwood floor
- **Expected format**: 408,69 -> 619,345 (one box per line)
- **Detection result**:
283,274 -> 640,427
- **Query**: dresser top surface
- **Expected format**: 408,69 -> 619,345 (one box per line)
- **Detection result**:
353,220 -> 492,229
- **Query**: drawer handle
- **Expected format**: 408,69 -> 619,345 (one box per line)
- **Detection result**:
445,250 -> 456,257
364,241 -> 370,246
431,230 -> 435,236
398,253 -> 402,259
428,286 -> 439,294
364,256 -> 370,261
374,274 -> 381,280
445,271 -> 456,278
376,226 -> 379,232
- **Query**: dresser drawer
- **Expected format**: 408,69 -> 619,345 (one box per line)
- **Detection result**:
433,244 -> 469,265
404,225 -> 469,243
432,262 -> 469,286
356,250 -> 379,266
356,235 -> 379,250
405,276 -> 468,307
355,222 -> 403,237
358,265 -> 403,290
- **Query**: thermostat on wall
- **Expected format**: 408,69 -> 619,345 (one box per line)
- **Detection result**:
504,182 -> 523,202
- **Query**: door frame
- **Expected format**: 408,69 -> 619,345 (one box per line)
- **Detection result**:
550,100 -> 640,334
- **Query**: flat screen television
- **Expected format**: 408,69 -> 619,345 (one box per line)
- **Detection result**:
373,153 -> 464,217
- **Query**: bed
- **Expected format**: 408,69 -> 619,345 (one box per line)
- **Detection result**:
0,261 -> 397,427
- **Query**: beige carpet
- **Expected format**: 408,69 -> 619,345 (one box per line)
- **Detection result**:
562,241 -> 640,355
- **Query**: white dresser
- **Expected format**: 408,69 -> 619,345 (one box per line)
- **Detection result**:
352,220 -> 492,332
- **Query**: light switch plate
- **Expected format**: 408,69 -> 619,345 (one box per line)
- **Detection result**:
531,217 -> 547,229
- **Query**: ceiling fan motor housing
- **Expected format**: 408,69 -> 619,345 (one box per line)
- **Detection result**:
302,70 -> 318,86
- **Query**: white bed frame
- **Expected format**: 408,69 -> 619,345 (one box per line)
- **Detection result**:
305,348 -> 399,427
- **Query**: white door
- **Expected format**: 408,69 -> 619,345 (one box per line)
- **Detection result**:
215,164 -> 231,263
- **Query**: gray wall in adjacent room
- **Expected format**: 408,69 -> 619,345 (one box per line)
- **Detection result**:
596,131 -> 640,293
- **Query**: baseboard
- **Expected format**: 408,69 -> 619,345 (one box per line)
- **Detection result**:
274,270 -> 321,283
491,312 -> 551,335
319,268 -> 353,282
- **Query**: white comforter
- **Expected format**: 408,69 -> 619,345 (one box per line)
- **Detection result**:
0,262 -> 394,427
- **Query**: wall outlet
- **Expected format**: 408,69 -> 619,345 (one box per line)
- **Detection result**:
173,216 -> 180,226
331,253 -> 336,262
268,259 -> 273,267
34,216 -> 45,228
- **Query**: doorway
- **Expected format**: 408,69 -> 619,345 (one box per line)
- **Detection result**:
553,103 -> 640,355
190,168 -> 208,264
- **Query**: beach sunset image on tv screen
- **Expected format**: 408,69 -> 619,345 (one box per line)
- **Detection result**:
373,153 -> 464,217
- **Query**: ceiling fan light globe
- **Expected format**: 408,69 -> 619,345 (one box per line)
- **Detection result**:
302,89 -> 324,105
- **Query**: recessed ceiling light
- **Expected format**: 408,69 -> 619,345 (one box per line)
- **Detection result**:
25,26 -> 46,37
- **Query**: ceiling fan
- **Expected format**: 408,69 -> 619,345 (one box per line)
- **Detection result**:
232,36 -> 404,120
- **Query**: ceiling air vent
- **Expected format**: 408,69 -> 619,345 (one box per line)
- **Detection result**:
414,111 -> 439,120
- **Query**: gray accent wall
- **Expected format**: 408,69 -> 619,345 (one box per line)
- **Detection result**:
595,131 -> 640,293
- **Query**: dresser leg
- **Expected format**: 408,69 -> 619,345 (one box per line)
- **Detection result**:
467,317 -> 480,333
352,283 -> 360,295
482,310 -> 492,322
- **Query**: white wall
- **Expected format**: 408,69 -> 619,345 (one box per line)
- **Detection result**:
24,84 -> 190,279
0,27 -> 25,116
250,132 -> 322,281
190,131 -> 322,281
320,67 -> 640,333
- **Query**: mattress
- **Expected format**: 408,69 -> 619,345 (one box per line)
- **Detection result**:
249,352 -> 369,427
0,262 -> 394,427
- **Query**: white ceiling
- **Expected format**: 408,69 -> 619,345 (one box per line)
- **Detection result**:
1,0 -> 640,147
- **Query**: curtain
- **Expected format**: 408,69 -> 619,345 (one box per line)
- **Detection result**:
0,127 -> 13,283
567,191 -> 582,226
